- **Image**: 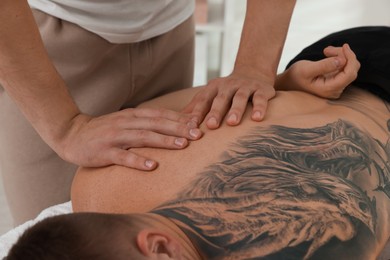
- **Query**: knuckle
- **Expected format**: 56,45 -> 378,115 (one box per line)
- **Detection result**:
266,88 -> 276,98
208,77 -> 221,86
215,92 -> 229,102
135,130 -> 150,142
252,95 -> 267,107
234,91 -> 249,101
253,91 -> 267,100
115,115 -> 128,124
229,107 -> 242,116
196,95 -> 209,104
349,71 -> 358,81
103,128 -> 119,140
155,108 -> 168,117
191,105 -> 207,117
120,154 -> 131,166
161,136 -> 174,147
193,93 -> 210,104
148,117 -> 163,126
128,156 -> 146,169
113,150 -> 131,166
176,123 -> 189,136
253,102 -> 266,110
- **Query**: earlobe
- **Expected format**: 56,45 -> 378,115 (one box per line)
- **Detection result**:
136,229 -> 181,258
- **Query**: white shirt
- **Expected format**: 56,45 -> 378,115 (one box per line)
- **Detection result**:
28,0 -> 195,43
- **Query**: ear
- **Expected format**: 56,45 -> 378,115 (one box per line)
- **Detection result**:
136,229 -> 182,258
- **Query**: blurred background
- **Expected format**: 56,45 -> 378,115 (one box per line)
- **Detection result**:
193,0 -> 390,86
1,0 -> 389,237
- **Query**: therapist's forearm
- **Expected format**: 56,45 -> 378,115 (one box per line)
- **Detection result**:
0,0 -> 81,151
233,0 -> 296,84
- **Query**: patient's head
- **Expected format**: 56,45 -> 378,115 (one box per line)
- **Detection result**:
6,212 -> 186,260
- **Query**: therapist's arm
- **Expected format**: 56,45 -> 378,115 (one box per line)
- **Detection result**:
184,0 -> 296,128
0,0 -> 201,170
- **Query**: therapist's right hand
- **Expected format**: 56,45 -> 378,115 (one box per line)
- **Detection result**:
56,108 -> 202,170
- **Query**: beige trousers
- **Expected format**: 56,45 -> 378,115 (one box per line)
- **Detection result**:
0,10 -> 194,225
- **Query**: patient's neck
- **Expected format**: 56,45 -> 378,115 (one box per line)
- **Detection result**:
145,213 -> 202,259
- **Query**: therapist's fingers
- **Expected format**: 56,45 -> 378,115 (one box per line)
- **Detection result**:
128,107 -> 195,124
204,87 -> 237,129
182,85 -> 218,125
117,114 -> 202,141
115,129 -> 201,150
107,128 -> 204,170
59,108 -> 203,169
226,88 -> 251,126
251,87 -> 275,121
109,148 -> 158,170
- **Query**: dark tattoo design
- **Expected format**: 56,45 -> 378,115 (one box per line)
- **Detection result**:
386,101 -> 390,132
153,120 -> 390,259
382,101 -> 390,198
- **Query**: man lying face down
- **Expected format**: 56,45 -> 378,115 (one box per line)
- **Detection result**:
6,27 -> 390,260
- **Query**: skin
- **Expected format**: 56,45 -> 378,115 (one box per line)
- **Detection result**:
185,0 -> 297,128
71,47 -> 389,259
0,0 -> 295,171
0,0 -> 201,171
276,44 -> 359,98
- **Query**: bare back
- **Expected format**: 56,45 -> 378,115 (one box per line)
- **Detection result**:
72,87 -> 390,259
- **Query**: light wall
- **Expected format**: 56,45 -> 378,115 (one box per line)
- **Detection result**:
280,0 -> 390,72
200,0 -> 390,79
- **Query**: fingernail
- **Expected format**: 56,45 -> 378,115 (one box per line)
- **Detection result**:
207,117 -> 218,127
145,160 -> 156,169
252,111 -> 262,121
174,138 -> 186,147
189,128 -> 201,139
228,114 -> 238,123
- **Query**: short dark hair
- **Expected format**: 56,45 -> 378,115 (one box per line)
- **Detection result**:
6,213 -> 142,260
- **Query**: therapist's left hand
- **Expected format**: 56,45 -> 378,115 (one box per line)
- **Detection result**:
182,73 -> 275,129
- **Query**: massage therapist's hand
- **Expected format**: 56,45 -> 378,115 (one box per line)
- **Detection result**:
58,108 -> 202,170
276,44 -> 360,99
181,0 -> 297,129
183,73 -> 275,129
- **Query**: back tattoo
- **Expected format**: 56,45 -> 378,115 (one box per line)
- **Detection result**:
153,119 -> 390,259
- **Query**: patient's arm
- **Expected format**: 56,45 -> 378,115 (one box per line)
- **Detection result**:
275,44 -> 360,99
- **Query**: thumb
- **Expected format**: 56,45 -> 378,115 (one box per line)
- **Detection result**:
304,57 -> 344,78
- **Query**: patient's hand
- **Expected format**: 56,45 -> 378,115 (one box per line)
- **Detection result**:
276,44 -> 360,99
